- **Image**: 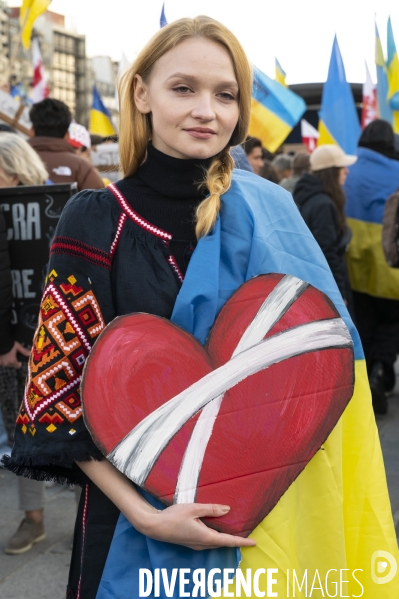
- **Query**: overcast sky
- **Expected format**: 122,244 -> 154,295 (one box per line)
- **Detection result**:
10,0 -> 399,83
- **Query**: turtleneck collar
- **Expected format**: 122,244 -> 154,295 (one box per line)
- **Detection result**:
137,143 -> 212,199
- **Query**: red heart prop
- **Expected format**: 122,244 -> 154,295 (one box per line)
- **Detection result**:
82,274 -> 354,536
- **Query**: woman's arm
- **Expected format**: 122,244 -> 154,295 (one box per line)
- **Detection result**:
77,459 -> 256,551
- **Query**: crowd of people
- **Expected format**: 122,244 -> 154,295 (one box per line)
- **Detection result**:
0,16 -> 398,596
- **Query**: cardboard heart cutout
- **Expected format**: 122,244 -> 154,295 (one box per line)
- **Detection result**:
82,274 -> 354,536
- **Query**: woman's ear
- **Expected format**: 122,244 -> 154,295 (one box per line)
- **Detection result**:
134,75 -> 151,114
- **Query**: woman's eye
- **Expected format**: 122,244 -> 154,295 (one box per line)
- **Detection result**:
173,86 -> 192,94
218,92 -> 235,101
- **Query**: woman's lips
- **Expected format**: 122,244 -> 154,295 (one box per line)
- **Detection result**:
184,128 -> 216,139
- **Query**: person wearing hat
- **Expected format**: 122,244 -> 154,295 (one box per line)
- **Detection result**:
293,144 -> 357,315
344,119 -> 399,414
280,152 -> 310,193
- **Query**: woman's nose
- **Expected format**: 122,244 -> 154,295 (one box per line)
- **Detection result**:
191,94 -> 216,121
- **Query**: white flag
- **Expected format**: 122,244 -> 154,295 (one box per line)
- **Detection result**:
32,38 -> 49,103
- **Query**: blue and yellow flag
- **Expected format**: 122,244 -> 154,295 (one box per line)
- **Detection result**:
275,58 -> 287,87
375,22 -> 392,123
249,66 -> 306,153
387,17 -> 399,133
20,0 -> 51,49
318,36 -> 360,154
345,147 -> 399,299
89,86 -> 116,137
96,172 -> 399,598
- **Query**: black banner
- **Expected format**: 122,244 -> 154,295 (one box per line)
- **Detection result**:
0,183 -> 77,350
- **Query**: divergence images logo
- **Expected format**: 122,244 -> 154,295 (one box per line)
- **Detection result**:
371,551 -> 398,585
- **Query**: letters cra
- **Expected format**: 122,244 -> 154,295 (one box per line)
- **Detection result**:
1,202 -> 41,240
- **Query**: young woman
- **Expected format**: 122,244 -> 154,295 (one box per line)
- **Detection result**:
293,144 -> 356,314
3,17 -> 398,599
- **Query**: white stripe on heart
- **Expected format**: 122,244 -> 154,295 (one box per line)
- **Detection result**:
174,274 -> 309,503
108,316 -> 352,487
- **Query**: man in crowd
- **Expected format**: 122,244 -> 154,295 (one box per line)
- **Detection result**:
28,99 -> 103,191
272,154 -> 293,183
243,136 -> 264,174
280,152 -> 310,193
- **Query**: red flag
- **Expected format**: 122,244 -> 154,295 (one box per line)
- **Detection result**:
361,62 -> 377,129
32,38 -> 49,103
301,119 -> 319,153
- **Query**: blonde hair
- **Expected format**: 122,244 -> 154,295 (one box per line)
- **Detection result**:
119,16 -> 252,237
0,133 -> 48,185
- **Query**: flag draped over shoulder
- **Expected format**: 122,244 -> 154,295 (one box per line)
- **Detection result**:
249,66 -> 306,153
375,22 -> 392,122
20,0 -> 51,50
95,172 -> 399,598
344,148 -> 399,300
89,86 -> 116,137
275,58 -> 287,87
387,17 -> 399,133
318,36 -> 360,154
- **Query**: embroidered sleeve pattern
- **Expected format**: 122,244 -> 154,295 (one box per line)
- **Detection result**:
17,269 -> 105,441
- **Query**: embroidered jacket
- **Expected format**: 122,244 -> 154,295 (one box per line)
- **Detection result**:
4,183 -> 183,485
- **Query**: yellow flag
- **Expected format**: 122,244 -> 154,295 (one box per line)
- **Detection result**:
20,0 -> 52,50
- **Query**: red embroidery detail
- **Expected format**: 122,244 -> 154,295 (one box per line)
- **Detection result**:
77,484 -> 89,599
108,183 -> 172,241
51,237 -> 111,269
167,255 -> 184,283
110,212 -> 127,258
38,412 -> 64,425
107,183 -> 184,282
20,276 -> 105,427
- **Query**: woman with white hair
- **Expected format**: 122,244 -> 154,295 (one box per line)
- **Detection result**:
0,131 -> 49,556
0,132 -> 49,187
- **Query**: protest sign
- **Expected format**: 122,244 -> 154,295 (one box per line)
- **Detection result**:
91,142 -> 121,182
0,89 -> 31,135
0,183 -> 77,349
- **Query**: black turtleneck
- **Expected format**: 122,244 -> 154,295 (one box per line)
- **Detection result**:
117,144 -> 211,275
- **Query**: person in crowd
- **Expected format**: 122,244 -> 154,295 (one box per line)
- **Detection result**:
28,99 -> 103,191
68,121 -> 92,161
344,119 -> 399,414
0,133 -> 48,554
272,153 -> 293,183
243,136 -> 264,173
259,159 -> 279,183
293,145 -> 356,312
2,17 -> 397,598
280,152 -> 310,193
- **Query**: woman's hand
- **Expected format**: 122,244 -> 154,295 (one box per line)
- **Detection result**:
77,459 -> 256,550
142,502 -> 256,550
0,341 -> 30,368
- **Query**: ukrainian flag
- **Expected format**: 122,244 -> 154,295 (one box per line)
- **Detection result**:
375,22 -> 392,123
275,58 -> 287,87
89,86 -> 116,137
249,66 -> 306,153
387,17 -> 399,133
318,36 -> 360,154
20,0 -> 51,49
344,147 -> 399,300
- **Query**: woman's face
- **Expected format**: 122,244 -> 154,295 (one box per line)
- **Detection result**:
338,167 -> 348,186
0,167 -> 18,187
134,37 -> 240,160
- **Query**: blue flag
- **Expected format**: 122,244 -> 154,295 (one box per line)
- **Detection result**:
318,36 -> 360,154
160,3 -> 167,28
